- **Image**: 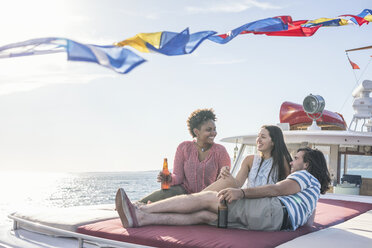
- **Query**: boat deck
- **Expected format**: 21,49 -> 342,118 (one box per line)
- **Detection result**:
76,198 -> 372,248
5,195 -> 372,248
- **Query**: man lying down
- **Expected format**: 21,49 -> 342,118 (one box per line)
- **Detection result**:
115,147 -> 331,231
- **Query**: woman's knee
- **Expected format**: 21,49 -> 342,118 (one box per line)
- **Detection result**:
193,191 -> 217,199
192,191 -> 219,208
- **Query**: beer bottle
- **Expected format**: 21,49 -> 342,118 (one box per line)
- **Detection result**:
161,158 -> 170,190
217,199 -> 228,228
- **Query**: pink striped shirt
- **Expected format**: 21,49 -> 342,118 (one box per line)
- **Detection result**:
170,141 -> 231,193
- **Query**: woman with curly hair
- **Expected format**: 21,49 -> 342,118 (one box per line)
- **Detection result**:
138,108 -> 231,204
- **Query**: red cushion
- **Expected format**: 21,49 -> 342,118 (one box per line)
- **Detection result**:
77,199 -> 372,248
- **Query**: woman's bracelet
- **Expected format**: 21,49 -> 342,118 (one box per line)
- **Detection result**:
241,189 -> 246,198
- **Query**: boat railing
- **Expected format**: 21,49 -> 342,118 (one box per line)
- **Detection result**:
231,143 -> 246,176
9,214 -> 151,248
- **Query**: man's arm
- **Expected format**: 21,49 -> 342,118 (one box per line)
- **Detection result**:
218,178 -> 301,203
243,178 -> 301,198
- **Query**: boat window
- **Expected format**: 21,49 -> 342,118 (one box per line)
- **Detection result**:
340,155 -> 372,178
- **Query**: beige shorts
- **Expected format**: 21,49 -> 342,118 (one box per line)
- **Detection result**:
211,197 -> 283,231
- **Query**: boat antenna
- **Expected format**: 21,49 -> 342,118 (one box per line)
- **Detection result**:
345,45 -> 372,52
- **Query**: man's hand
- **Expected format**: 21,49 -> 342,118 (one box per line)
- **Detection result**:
217,188 -> 244,203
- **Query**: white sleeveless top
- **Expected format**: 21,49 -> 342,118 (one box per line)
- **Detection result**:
247,155 -> 278,187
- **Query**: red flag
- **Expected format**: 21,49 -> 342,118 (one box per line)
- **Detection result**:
348,57 -> 360,69
340,15 -> 370,26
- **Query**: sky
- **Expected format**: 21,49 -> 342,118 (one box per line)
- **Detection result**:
0,0 -> 371,172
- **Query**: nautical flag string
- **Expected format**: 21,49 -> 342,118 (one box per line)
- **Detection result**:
0,9 -> 371,74
0,38 -> 146,74
115,9 -> 371,56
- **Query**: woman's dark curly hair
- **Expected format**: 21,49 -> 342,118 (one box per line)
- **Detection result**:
187,109 -> 216,137
297,147 -> 331,194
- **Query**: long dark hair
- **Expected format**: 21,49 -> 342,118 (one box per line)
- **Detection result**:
259,125 -> 292,183
298,147 -> 331,194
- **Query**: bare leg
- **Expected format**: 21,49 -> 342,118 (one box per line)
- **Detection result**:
116,188 -> 219,228
140,191 -> 219,214
203,175 -> 239,192
137,209 -> 217,226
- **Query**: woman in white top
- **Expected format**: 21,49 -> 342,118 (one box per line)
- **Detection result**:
204,125 -> 291,191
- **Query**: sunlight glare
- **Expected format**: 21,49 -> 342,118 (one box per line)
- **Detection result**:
2,1 -> 72,43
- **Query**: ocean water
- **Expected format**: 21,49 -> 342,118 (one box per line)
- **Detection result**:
0,171 -> 159,224
1,169 -> 371,226
341,169 -> 372,178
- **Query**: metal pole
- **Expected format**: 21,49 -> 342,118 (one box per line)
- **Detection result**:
343,154 -> 348,175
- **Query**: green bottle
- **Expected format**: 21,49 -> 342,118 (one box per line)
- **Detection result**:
217,199 -> 228,228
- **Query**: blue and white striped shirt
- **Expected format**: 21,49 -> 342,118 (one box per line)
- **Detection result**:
278,170 -> 320,230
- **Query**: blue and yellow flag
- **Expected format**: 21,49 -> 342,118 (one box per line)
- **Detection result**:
116,28 -> 216,56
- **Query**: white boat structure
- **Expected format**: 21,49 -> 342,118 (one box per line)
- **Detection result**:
1,77 -> 372,247
224,79 -> 372,197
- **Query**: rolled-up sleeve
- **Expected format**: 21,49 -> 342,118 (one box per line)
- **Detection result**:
171,143 -> 185,186
217,146 -> 231,175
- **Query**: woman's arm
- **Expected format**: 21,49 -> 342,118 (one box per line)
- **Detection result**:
216,146 -> 232,176
216,146 -> 232,180
234,155 -> 254,188
170,143 -> 186,185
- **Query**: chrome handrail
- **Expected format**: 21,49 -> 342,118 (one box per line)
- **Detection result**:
9,214 -> 151,248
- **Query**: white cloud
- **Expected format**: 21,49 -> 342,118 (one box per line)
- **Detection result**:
186,0 -> 281,14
